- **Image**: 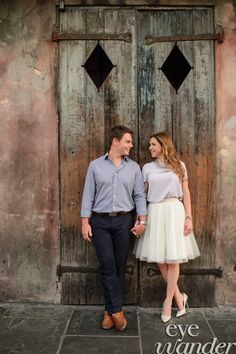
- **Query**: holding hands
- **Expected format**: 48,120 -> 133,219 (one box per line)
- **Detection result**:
131,220 -> 147,238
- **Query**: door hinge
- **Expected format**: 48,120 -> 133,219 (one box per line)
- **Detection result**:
147,267 -> 223,278
52,32 -> 132,43
146,27 -> 224,45
57,264 -> 134,277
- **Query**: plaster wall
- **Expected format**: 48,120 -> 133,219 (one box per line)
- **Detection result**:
0,0 -> 59,302
0,0 -> 235,304
215,0 -> 236,304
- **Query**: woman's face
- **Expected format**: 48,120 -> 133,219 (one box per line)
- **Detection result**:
149,137 -> 162,159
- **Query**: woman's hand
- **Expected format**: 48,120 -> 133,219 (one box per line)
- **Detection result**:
184,218 -> 193,236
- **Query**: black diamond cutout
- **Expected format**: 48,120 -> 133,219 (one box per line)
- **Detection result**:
82,42 -> 114,91
160,44 -> 192,92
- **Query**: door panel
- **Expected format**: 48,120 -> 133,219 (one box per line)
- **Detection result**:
137,9 -> 215,306
58,7 -> 216,306
58,7 -> 138,304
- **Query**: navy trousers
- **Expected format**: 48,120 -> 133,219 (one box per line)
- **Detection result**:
90,213 -> 133,314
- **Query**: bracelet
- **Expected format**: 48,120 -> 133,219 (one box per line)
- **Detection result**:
185,216 -> 192,221
139,221 -> 147,225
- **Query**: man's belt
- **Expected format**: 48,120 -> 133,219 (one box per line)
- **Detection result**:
93,211 -> 130,217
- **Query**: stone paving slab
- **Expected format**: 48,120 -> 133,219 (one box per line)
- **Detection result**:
203,306 -> 236,320
0,316 -> 68,354
67,306 -> 138,336
59,306 -> 140,354
139,308 -> 216,354
0,304 -> 73,354
1,303 -> 73,318
201,307 -> 236,345
60,337 -> 140,354
208,319 -> 236,343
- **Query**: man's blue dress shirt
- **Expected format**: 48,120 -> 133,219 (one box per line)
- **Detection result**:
81,153 -> 147,217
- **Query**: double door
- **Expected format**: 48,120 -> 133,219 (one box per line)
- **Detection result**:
58,7 -> 216,306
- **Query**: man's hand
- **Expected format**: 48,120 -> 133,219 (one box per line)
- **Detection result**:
131,223 -> 146,238
81,218 -> 93,242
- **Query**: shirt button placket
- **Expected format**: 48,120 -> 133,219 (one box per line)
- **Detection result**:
113,171 -> 117,211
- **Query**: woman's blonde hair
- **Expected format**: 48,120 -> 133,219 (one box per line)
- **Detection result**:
150,132 -> 185,181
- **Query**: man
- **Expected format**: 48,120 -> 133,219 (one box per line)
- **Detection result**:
81,125 -> 147,331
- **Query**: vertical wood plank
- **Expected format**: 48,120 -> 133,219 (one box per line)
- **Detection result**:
192,9 -> 215,266
83,9 -> 106,272
104,9 -> 138,303
59,9 -> 87,268
104,9 -> 137,158
137,11 -> 156,165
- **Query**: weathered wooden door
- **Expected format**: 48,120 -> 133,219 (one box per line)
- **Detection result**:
57,7 -> 217,306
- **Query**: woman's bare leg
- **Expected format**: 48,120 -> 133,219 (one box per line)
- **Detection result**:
162,263 -> 179,315
158,263 -> 184,310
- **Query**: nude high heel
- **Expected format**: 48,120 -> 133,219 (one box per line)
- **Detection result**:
161,300 -> 172,323
161,313 -> 172,323
176,293 -> 188,318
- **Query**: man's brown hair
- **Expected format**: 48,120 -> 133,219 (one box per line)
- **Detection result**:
109,125 -> 133,146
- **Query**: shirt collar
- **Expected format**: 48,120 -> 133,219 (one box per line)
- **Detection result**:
104,152 -> 129,162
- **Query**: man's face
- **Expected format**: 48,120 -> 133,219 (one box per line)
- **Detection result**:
115,133 -> 133,156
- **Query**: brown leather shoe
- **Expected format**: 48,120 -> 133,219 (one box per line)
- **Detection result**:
112,311 -> 127,332
102,311 -> 114,330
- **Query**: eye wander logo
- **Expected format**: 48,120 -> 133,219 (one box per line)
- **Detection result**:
154,324 -> 236,354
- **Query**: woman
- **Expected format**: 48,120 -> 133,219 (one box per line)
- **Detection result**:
134,132 -> 200,323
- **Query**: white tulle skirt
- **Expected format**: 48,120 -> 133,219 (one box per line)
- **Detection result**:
134,198 -> 200,264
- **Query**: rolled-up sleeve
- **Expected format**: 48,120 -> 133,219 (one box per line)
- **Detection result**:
80,162 -> 95,217
133,166 -> 147,216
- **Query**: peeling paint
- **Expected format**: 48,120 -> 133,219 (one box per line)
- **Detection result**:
35,227 -> 45,232
33,67 -> 46,80
225,116 -> 236,129
8,56 -> 50,91
220,149 -> 229,156
221,136 -> 230,146
0,98 -> 9,105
